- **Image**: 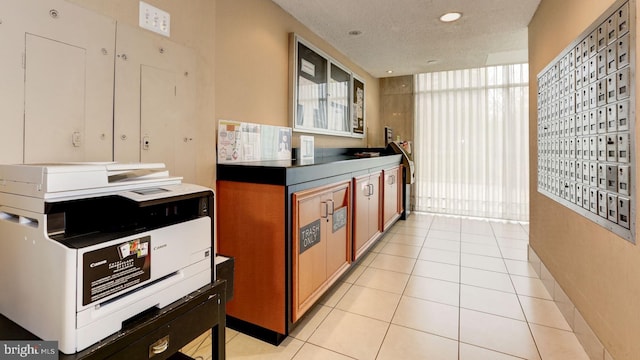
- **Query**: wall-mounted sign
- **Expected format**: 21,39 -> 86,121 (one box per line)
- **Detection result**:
217,119 -> 292,163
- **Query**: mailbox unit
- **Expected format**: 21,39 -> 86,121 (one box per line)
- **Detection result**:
536,0 -> 636,242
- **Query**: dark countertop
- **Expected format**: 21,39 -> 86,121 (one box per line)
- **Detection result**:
217,153 -> 403,186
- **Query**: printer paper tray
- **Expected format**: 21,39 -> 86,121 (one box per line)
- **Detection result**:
73,258 -> 210,353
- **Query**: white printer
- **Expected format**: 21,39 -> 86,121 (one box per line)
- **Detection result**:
0,163 -> 214,354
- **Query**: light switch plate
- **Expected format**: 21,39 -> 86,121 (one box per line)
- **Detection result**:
139,1 -> 170,37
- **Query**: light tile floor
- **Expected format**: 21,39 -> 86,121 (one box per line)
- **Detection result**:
182,213 -> 589,360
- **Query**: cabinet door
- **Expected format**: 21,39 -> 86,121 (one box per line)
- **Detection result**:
353,171 -> 382,260
140,66 -> 177,168
292,181 -> 351,322
353,175 -> 371,258
294,191 -> 327,311
325,183 -> 351,279
24,35 -> 86,162
383,166 -> 402,229
368,171 -> 382,240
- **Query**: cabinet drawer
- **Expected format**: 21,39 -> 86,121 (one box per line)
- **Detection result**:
103,289 -> 221,360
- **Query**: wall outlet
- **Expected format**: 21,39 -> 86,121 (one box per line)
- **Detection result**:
139,1 -> 170,37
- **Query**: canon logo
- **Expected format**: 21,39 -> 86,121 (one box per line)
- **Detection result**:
153,244 -> 167,251
90,260 -> 107,268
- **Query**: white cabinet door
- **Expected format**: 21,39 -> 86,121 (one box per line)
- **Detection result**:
24,35 -> 86,163
141,65 -> 177,168
114,23 -> 197,182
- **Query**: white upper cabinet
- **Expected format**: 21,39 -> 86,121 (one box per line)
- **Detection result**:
114,23 -> 197,182
0,1 -> 198,182
0,0 -> 115,164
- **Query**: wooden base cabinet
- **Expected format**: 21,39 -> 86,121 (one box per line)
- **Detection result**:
353,171 -> 382,260
217,181 -> 286,335
383,165 -> 403,230
292,181 -> 351,322
217,152 -> 401,344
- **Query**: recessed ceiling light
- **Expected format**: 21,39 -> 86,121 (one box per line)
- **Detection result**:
386,70 -> 394,74
439,12 -> 462,23
348,30 -> 362,36
427,59 -> 439,65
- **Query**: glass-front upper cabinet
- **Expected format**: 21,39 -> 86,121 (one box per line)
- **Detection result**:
291,34 -> 365,138
328,63 -> 350,133
352,75 -> 365,136
295,41 -> 329,131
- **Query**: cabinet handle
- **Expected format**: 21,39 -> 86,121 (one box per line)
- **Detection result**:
387,174 -> 395,185
149,335 -> 170,357
152,340 -> 168,354
72,131 -> 81,147
327,199 -> 335,215
320,201 -> 328,218
142,135 -> 150,150
368,184 -> 374,196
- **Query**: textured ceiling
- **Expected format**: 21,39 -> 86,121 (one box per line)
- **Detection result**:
271,0 -> 541,77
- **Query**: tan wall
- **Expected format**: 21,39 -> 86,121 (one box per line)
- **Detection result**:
380,76 -> 414,143
68,0 -> 217,188
67,0 -> 383,188
215,0 -> 381,150
529,1 -> 640,359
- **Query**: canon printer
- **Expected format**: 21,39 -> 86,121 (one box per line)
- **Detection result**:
0,163 -> 214,354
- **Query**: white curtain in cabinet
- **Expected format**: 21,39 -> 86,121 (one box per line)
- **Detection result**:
414,64 -> 530,221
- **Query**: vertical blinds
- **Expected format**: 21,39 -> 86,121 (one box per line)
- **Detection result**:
414,64 -> 530,221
